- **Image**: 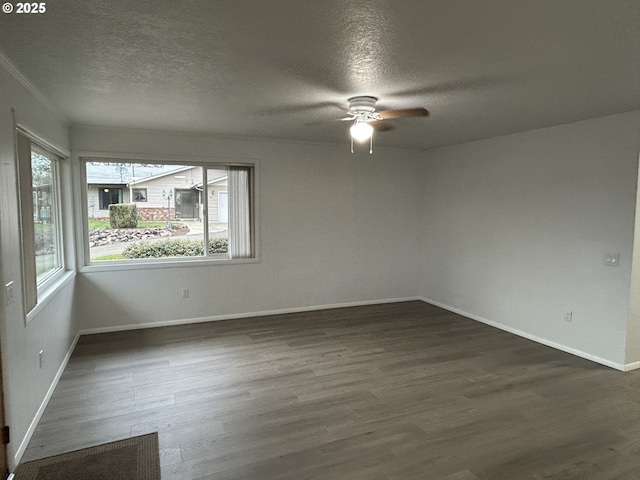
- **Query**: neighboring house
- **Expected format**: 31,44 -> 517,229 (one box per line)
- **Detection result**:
86,163 -> 228,223
198,174 -> 229,226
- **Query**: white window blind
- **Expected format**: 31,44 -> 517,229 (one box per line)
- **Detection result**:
228,166 -> 254,258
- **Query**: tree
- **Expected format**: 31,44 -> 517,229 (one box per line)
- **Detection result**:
31,152 -> 52,187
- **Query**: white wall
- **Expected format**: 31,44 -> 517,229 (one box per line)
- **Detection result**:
2,55 -> 639,470
0,59 -> 76,468
71,126 -> 424,331
420,111 -> 640,369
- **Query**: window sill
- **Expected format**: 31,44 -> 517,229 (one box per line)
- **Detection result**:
26,270 -> 75,324
79,256 -> 260,274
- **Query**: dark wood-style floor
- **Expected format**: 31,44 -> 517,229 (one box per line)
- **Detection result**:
22,301 -> 640,479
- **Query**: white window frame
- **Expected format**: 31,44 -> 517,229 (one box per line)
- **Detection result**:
132,187 -> 148,202
16,128 -> 68,316
76,153 -> 259,272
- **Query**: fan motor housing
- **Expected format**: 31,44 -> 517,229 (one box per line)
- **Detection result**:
348,96 -> 377,113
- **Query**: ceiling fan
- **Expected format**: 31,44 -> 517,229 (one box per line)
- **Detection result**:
340,96 -> 429,153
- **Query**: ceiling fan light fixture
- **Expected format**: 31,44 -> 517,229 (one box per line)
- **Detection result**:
350,120 -> 374,142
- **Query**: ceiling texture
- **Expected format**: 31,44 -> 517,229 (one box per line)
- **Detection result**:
0,0 -> 638,150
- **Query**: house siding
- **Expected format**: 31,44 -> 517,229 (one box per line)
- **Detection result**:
86,165 -> 229,223
207,179 -> 228,228
135,171 -> 203,220
87,185 -> 131,218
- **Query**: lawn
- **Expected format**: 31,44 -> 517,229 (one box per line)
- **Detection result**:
92,253 -> 124,261
36,253 -> 56,276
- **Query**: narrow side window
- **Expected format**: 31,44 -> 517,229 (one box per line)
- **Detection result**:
16,131 -> 64,312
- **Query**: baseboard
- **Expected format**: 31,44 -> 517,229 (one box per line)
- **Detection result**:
79,297 -> 423,335
13,331 -> 81,467
418,297 -> 626,372
624,361 -> 640,371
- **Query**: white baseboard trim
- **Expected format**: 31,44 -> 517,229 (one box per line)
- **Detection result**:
623,361 -> 640,371
418,297 -> 626,372
79,297 -> 423,336
13,331 -> 81,468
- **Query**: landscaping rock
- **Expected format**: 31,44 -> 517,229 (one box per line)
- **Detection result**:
88,226 -> 188,247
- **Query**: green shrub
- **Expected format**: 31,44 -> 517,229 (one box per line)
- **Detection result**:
109,204 -> 138,228
122,238 -> 228,258
208,237 -> 229,254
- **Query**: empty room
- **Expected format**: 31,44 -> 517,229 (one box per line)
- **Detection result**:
1,1 -> 639,479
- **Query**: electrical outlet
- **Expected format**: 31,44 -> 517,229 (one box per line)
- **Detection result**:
563,311 -> 573,323
181,288 -> 189,299
605,253 -> 620,266
39,350 -> 44,369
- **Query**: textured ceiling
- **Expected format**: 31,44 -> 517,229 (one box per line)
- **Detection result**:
0,0 -> 638,150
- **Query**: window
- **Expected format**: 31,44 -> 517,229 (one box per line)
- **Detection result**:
98,187 -> 123,209
132,188 -> 147,202
83,160 -> 254,264
31,148 -> 63,281
17,131 -> 64,311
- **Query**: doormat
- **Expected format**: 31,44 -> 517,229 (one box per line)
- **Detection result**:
14,432 -> 160,480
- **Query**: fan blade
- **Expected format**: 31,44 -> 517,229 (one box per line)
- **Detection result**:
304,114 -> 353,126
256,101 -> 347,116
390,74 -> 510,97
377,108 -> 429,119
372,121 -> 395,132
